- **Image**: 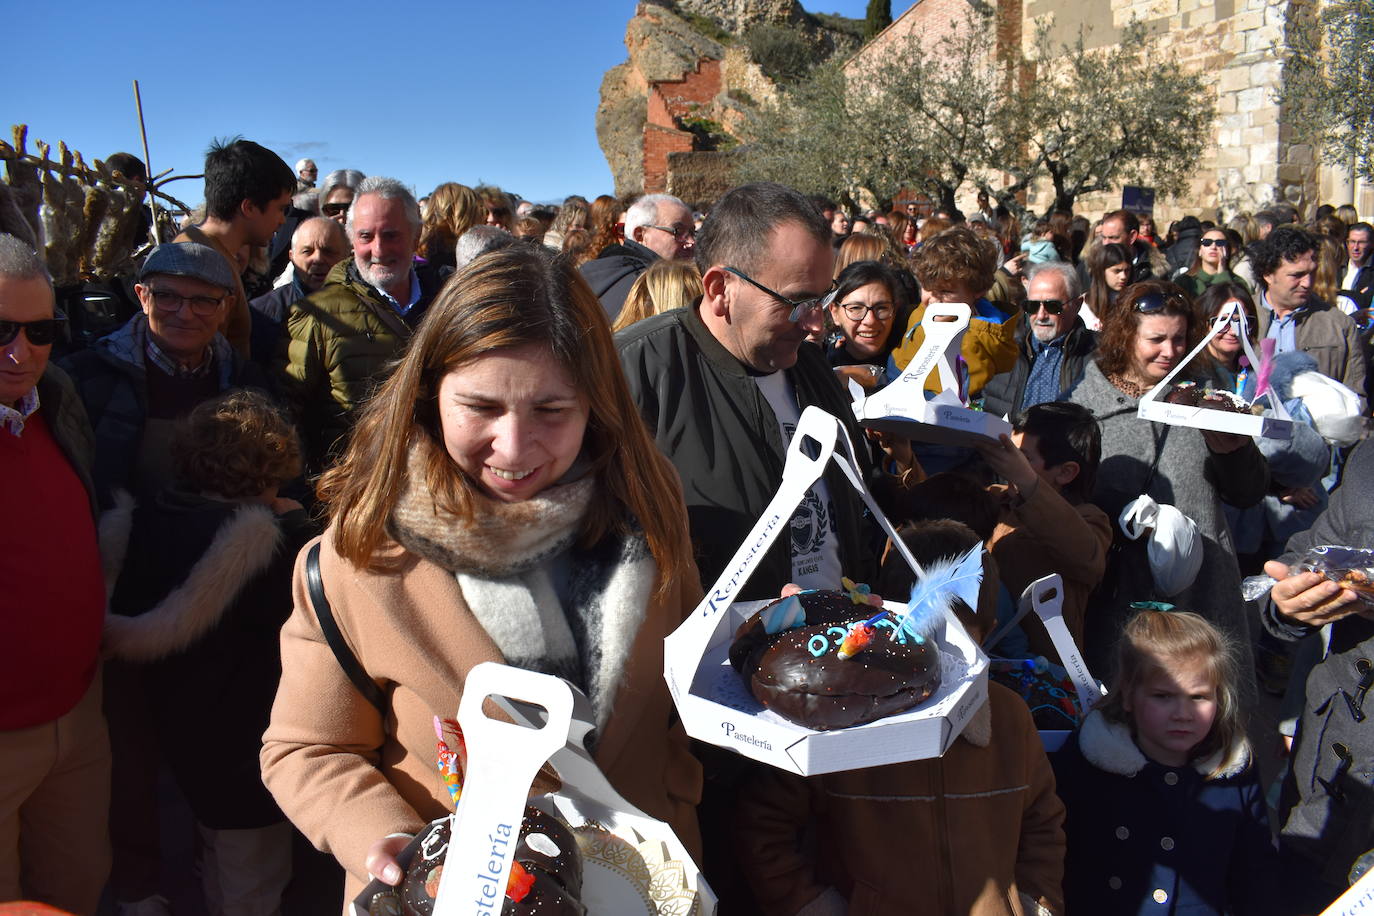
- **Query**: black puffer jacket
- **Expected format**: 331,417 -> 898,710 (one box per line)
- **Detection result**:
616,304 -> 879,599
580,239 -> 657,322
981,316 -> 1097,418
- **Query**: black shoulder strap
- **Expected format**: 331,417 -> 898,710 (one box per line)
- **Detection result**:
306,542 -> 386,715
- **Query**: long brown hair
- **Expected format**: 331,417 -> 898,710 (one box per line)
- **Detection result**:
588,194 -> 621,256
1094,279 -> 1200,378
418,182 -> 483,257
1097,609 -> 1244,777
319,246 -> 694,600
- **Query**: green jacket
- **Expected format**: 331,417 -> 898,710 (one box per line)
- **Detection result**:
279,258 -> 442,469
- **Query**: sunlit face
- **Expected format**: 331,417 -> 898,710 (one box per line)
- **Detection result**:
437,344 -> 590,503
640,201 -> 696,261
831,212 -> 850,235
350,193 -> 417,298
0,274 -> 55,407
136,273 -> 227,365
1100,218 -> 1135,247
1129,313 -> 1189,386
1199,230 -> 1229,270
1263,251 -> 1316,314
829,281 -> 895,360
714,221 -> 834,373
1124,655 -> 1218,767
1205,299 -> 1254,363
243,189 -> 292,247
1026,272 -> 1079,343
290,221 -> 347,291
1348,228 -> 1371,267
1104,262 -> 1131,292
323,187 -> 354,225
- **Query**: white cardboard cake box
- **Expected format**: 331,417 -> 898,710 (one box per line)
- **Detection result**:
851,302 -> 1014,447
1322,862 -> 1374,915
352,663 -> 715,916
1137,299 -> 1294,440
986,574 -> 1106,752
663,406 -> 989,776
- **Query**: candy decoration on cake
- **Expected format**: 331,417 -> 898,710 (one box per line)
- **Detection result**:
1162,381 -> 1253,414
433,716 -> 465,806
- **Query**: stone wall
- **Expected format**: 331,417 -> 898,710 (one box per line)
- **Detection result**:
851,0 -> 1341,222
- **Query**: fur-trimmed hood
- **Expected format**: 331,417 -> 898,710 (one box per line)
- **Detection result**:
99,493 -> 284,662
1078,708 -> 1250,779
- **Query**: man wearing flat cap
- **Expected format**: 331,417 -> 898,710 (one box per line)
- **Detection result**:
61,241 -> 273,508
59,241 -> 277,913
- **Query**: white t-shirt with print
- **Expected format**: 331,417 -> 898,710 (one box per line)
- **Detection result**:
754,371 -> 843,590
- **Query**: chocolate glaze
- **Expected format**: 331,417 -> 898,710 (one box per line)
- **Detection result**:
399,806 -> 585,916
730,590 -> 941,730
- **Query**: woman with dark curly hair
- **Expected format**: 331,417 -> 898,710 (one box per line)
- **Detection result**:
1066,280 -> 1268,687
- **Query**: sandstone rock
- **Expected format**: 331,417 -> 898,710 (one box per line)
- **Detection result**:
596,62 -> 649,196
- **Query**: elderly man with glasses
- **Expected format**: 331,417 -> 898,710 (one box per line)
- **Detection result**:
0,234 -> 113,915
615,180 -> 882,913
581,193 -> 696,322
983,261 -> 1097,418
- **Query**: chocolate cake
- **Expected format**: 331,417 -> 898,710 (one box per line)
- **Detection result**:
989,658 -> 1083,731
729,589 -> 942,730
1163,382 -> 1251,413
397,805 -> 586,916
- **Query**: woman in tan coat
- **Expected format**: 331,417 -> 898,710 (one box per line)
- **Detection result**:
260,246 -> 704,904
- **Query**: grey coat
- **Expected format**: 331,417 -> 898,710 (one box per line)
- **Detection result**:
1066,361 -> 1269,683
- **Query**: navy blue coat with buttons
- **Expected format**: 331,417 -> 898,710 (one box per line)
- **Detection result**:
1052,711 -> 1291,915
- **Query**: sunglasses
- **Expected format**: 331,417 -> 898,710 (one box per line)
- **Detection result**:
1133,291 -> 1190,314
1024,298 -> 1076,315
322,202 -> 350,217
0,317 -> 65,347
1199,238 -> 1229,248
723,266 -> 838,322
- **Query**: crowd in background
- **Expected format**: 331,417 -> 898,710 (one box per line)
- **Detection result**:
5,137 -> 1374,916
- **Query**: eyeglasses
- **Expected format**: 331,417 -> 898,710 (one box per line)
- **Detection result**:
1199,238 -> 1229,248
1132,291 -> 1189,315
322,202 -> 350,217
1024,298 -> 1078,316
723,266 -> 839,322
646,224 -> 695,241
148,289 -> 226,317
0,317 -> 65,347
837,301 -> 894,321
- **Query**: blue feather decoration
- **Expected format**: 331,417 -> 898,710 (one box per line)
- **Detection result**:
892,544 -> 985,640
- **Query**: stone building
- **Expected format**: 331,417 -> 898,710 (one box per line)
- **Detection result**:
853,0 -> 1372,221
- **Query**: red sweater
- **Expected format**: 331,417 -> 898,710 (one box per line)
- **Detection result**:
0,409 -> 105,729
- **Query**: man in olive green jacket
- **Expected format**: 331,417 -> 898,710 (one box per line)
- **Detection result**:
279,177 -> 442,471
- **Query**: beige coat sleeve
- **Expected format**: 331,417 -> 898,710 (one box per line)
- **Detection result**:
259,540 -> 426,879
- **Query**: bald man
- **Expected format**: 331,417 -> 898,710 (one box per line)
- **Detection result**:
248,217 -> 348,365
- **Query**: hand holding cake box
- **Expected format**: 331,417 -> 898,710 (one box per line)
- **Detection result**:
1138,299 -> 1294,439
852,302 -> 1013,447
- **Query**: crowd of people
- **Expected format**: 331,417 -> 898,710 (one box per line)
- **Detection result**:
4,135 -> 1374,916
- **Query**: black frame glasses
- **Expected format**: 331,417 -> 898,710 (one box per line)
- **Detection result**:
836,301 -> 894,321
1024,297 -> 1079,316
148,289 -> 226,317
0,317 -> 65,347
723,266 -> 838,322
646,224 -> 695,241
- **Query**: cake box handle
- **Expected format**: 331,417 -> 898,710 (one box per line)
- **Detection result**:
432,663 -> 575,916
1026,574 -> 1105,714
857,302 -> 971,422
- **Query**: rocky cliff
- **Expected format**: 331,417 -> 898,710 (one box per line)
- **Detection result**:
596,0 -> 860,199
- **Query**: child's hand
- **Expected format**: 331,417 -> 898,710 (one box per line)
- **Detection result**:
1265,560 -> 1366,626
365,833 -> 413,885
974,433 -> 1039,497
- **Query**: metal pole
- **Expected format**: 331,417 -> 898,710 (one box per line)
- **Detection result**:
133,79 -> 160,246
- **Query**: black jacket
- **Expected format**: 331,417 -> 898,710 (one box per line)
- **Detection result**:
581,239 -> 658,323
616,304 -> 879,599
981,317 -> 1097,418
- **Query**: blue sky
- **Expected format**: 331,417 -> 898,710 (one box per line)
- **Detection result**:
4,1 -> 910,207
